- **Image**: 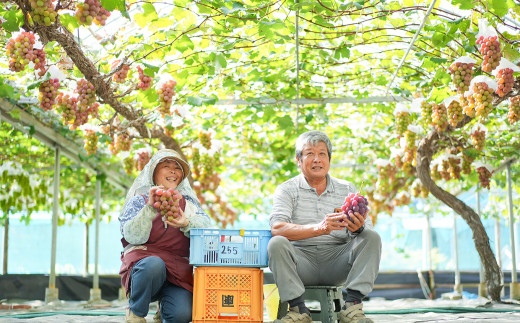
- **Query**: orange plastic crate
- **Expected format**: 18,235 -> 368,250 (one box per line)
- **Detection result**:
192,266 -> 263,323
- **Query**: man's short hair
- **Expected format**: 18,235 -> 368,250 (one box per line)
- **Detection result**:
295,131 -> 332,161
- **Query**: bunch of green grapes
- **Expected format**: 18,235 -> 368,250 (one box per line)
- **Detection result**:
29,0 -> 57,26
83,128 -> 98,156
395,111 -> 411,138
421,101 -> 434,127
471,82 -> 494,121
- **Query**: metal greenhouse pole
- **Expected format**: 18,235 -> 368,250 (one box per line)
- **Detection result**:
88,173 -> 107,304
453,214 -> 462,295
45,145 -> 60,304
477,188 -> 488,297
506,162 -> 520,299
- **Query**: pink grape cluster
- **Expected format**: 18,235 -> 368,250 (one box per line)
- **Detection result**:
477,167 -> 492,190
137,66 -> 152,90
508,96 -> 520,125
448,156 -> 461,180
151,187 -> 183,222
83,129 -> 98,155
39,78 -> 60,111
471,82 -> 494,120
110,133 -> 132,155
471,129 -> 486,151
112,60 -> 130,83
496,68 -> 514,97
341,193 -> 369,221
29,0 -> 57,26
432,103 -> 448,132
33,48 -> 47,76
476,35 -> 501,73
447,100 -> 463,127
158,80 -> 177,116
75,0 -> 110,26
76,79 -> 96,108
6,32 -> 36,72
448,62 -> 475,93
137,151 -> 151,171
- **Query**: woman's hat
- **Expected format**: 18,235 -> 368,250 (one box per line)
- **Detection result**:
150,149 -> 191,182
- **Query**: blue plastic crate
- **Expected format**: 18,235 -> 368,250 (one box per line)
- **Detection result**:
189,228 -> 272,267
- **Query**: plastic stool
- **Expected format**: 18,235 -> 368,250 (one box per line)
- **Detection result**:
277,286 -> 344,322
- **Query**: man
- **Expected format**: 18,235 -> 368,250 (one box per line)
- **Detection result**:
268,131 -> 381,323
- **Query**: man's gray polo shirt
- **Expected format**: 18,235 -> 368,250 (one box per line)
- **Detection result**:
269,173 -> 374,247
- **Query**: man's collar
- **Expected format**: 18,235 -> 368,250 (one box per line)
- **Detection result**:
298,173 -> 335,193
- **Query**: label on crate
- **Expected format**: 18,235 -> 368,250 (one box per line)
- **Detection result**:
219,243 -> 243,259
218,290 -> 238,316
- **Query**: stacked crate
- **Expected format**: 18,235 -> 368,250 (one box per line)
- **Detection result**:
190,228 -> 272,323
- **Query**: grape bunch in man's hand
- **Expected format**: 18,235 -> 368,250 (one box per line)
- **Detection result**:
151,187 -> 182,222
341,193 -> 369,221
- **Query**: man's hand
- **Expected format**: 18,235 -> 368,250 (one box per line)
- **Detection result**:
344,210 -> 368,232
315,212 -> 348,234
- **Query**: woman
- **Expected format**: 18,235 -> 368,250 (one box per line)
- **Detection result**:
119,149 -> 211,323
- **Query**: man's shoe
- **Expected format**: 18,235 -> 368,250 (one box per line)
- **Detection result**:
274,306 -> 312,323
339,303 -> 373,323
153,308 -> 161,323
125,308 -> 146,323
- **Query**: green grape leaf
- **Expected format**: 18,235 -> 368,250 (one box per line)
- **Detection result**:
1,9 -> 24,32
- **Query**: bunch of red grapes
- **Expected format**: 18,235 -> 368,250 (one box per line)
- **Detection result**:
495,68 -> 514,97
75,0 -> 110,26
477,166 -> 492,190
83,128 -> 98,156
471,128 -> 486,151
39,78 -> 60,111
76,79 -> 96,108
137,66 -> 152,90
447,100 -> 463,127
341,192 -> 369,222
29,0 -> 57,26
151,188 -> 183,222
471,82 -> 494,120
448,61 -> 475,93
157,80 -> 177,116
136,151 -> 151,171
508,96 -> 520,125
476,35 -> 501,73
33,48 -> 47,76
6,32 -> 36,72
447,156 -> 461,180
112,60 -> 130,83
113,132 -> 132,154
